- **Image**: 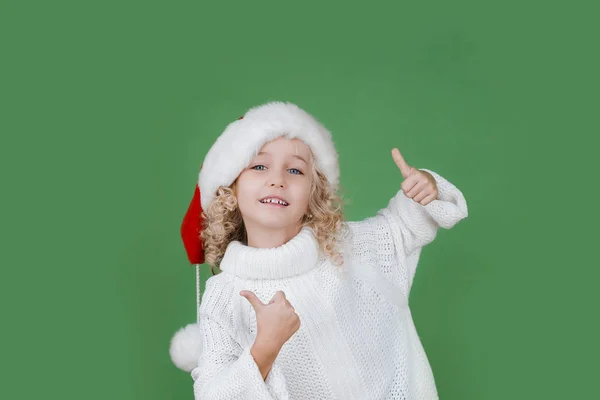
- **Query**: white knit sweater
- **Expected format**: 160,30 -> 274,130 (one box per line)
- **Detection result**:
190,169 -> 468,400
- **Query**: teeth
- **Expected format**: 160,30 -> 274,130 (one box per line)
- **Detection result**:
260,198 -> 288,206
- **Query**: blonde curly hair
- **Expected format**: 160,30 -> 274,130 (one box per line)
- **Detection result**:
199,157 -> 348,275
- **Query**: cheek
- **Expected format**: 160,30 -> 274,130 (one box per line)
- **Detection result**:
236,196 -> 257,220
235,180 -> 257,212
291,181 -> 312,210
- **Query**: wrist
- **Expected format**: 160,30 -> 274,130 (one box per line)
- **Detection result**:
251,339 -> 281,381
252,337 -> 281,362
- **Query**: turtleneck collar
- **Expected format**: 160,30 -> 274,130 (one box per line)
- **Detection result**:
219,226 -> 321,280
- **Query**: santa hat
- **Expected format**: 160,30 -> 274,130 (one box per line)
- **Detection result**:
169,101 -> 340,372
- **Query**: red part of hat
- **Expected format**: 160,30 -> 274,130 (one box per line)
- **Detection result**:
181,117 -> 242,265
181,182 -> 205,265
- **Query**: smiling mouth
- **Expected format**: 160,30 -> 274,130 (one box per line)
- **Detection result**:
259,198 -> 289,207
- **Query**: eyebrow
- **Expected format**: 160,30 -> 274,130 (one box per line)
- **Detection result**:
257,151 -> 308,165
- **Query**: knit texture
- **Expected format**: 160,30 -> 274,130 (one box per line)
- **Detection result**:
190,169 -> 468,399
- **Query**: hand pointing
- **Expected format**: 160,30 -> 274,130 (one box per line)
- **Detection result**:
391,148 -> 438,206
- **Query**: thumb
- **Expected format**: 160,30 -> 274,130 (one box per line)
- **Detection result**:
391,148 -> 412,179
240,290 -> 264,311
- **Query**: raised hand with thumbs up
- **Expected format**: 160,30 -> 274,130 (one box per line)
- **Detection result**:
240,290 -> 300,380
391,148 -> 438,206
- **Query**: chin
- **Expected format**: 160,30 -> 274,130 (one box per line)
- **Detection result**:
254,217 -> 295,230
249,211 -> 298,229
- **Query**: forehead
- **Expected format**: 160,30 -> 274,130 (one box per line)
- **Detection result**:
256,136 -> 312,158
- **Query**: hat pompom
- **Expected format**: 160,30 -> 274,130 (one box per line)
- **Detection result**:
169,323 -> 203,372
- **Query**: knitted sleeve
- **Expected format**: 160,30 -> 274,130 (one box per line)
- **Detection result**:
377,168 -> 468,257
191,314 -> 289,400
346,169 -> 468,294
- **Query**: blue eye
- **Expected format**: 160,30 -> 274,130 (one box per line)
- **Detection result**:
251,165 -> 303,175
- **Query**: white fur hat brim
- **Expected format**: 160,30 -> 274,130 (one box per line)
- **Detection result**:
198,101 -> 339,209
169,323 -> 203,372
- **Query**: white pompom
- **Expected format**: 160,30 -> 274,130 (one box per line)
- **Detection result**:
169,323 -> 203,372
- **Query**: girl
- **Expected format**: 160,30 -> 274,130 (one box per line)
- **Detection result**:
170,101 -> 468,399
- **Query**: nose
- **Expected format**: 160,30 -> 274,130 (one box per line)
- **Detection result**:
269,179 -> 284,188
267,169 -> 285,188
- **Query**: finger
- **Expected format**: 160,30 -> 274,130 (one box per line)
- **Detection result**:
401,174 -> 420,194
240,290 -> 264,310
407,180 -> 430,199
420,193 -> 436,206
391,148 -> 413,179
406,184 -> 424,199
271,290 -> 286,302
413,188 -> 430,203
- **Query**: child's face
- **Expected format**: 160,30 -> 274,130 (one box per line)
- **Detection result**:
235,136 -> 313,232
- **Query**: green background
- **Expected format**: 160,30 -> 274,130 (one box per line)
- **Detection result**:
2,1 -> 598,399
